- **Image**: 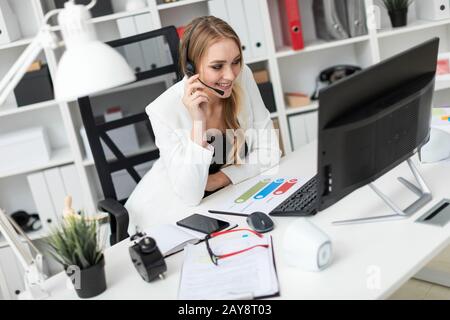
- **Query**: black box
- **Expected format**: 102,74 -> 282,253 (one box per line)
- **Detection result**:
14,64 -> 54,107
54,0 -> 113,18
257,82 -> 277,113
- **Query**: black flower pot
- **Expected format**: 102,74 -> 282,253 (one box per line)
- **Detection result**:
66,257 -> 107,299
388,9 -> 408,28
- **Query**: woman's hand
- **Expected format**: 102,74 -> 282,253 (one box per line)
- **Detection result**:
205,171 -> 232,192
183,74 -> 211,148
182,74 -> 210,123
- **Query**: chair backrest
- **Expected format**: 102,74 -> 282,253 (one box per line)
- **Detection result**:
78,26 -> 181,241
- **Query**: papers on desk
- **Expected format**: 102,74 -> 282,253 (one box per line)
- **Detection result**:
211,176 -> 306,215
178,234 -> 279,300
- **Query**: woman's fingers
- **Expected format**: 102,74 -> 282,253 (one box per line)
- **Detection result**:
190,91 -> 209,101
186,81 -> 206,96
192,95 -> 209,104
187,74 -> 200,84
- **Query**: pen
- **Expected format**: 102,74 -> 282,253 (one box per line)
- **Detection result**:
208,210 -> 249,217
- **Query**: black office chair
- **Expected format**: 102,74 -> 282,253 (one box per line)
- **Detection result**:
78,26 -> 182,245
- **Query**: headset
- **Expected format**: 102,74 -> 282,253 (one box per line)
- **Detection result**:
184,19 -> 225,96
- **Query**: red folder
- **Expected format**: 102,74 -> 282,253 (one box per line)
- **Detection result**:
279,0 -> 305,50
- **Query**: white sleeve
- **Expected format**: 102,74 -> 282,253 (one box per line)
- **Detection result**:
220,65 -> 281,184
148,111 -> 214,206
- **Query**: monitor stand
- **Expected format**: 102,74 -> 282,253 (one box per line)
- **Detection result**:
333,158 -> 432,225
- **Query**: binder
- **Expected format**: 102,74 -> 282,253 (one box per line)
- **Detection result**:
345,0 -> 368,37
44,168 -> 67,220
243,0 -> 267,58
117,16 -> 146,73
313,0 -> 349,41
134,13 -> 162,70
27,172 -> 58,230
59,164 -> 84,214
278,0 -> 305,50
207,0 -> 230,26
224,0 -> 253,60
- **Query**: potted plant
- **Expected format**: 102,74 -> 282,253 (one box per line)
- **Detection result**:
46,214 -> 107,299
382,0 -> 414,28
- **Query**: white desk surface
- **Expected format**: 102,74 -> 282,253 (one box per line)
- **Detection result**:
42,142 -> 450,300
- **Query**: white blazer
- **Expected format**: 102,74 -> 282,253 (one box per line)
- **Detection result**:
125,65 -> 281,231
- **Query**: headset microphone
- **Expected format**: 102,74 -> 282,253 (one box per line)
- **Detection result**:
198,78 -> 225,96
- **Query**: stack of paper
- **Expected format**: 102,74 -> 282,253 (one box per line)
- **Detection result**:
178,234 -> 279,300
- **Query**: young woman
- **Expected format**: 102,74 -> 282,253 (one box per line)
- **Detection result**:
125,16 -> 281,230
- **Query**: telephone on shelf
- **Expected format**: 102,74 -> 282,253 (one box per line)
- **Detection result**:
311,65 -> 361,100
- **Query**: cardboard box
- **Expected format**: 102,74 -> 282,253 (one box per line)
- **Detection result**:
253,70 -> 270,84
0,127 -> 51,173
284,92 -> 311,108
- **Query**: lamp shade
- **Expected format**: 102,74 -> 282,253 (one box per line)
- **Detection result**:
54,41 -> 136,101
54,1 -> 136,101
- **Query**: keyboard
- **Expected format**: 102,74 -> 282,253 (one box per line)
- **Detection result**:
269,175 -> 318,217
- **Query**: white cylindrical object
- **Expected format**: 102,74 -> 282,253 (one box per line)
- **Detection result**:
282,219 -> 332,272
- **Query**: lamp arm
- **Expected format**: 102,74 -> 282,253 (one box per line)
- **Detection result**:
0,209 -> 48,299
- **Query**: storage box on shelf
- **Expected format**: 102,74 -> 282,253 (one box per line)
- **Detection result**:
0,127 -> 51,174
14,63 -> 54,106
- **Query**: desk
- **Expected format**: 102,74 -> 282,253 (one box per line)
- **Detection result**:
41,142 -> 450,299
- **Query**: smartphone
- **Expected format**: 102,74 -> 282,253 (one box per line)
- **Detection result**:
176,214 -> 230,234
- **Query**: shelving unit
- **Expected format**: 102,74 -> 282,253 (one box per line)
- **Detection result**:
1,0 -> 450,299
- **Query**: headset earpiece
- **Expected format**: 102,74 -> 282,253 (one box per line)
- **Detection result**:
185,61 -> 195,77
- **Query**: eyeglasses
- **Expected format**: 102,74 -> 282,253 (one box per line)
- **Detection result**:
205,228 -> 270,265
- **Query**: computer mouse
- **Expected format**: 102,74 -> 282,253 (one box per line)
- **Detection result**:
246,212 -> 274,233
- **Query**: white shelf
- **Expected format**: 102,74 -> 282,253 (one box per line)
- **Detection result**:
270,112 -> 278,118
0,38 -> 34,51
285,102 -> 319,116
377,19 -> 450,39
82,139 -> 158,167
0,100 -> 58,118
90,7 -> 151,24
157,0 -> 207,10
49,8 -> 151,31
275,35 -> 371,59
0,146 -> 74,179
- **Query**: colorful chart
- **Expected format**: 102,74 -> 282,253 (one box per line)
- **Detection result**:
235,179 -> 271,203
253,178 -> 285,199
224,177 -> 304,214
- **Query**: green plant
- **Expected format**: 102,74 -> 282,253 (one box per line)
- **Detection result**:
46,215 -> 105,270
382,0 -> 413,11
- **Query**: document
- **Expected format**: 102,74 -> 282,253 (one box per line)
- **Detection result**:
211,175 -> 306,215
178,234 -> 279,300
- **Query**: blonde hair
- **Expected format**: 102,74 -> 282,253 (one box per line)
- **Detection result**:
179,16 -> 246,165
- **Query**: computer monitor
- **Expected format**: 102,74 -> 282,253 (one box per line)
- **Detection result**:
316,38 -> 439,223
